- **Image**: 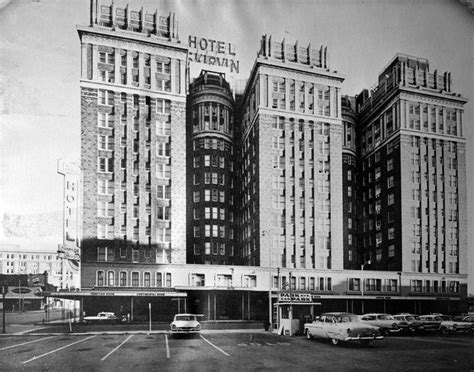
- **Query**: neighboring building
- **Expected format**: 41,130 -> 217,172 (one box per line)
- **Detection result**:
0,241 -> 62,287
341,96 -> 358,269
355,54 -> 468,278
186,71 -> 236,265
238,35 -> 345,270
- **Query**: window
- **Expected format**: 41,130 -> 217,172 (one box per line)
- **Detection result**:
243,275 -> 257,288
131,272 -> 139,286
192,273 -> 205,287
156,98 -> 171,114
388,227 -> 395,240
99,90 -> 114,106
348,278 -> 360,291
108,271 -> 115,286
386,279 -> 397,292
95,271 -> 105,286
387,158 -> 393,171
156,272 -> 163,287
387,193 -> 395,205
120,271 -> 127,286
411,280 -> 422,292
156,185 -> 171,199
144,272 -> 151,287
98,157 -> 114,173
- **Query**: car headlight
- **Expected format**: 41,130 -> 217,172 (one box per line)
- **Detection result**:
171,324 -> 177,330
196,324 -> 201,331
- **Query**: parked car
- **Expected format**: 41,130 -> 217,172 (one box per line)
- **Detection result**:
304,312 -> 383,346
360,313 -> 406,335
83,311 -> 118,323
409,314 -> 441,333
393,314 -> 426,333
456,315 -> 474,332
170,314 -> 201,335
419,314 -> 471,335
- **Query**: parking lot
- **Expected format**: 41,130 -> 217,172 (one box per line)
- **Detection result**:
0,331 -> 472,371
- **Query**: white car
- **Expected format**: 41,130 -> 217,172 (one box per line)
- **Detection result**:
83,312 -> 118,323
420,314 -> 471,335
170,314 -> 201,335
305,312 -> 383,346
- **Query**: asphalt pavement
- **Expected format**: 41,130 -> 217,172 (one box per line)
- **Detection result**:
0,332 -> 472,371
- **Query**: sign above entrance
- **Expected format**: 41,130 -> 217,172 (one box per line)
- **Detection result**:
279,293 -> 321,303
188,35 -> 240,74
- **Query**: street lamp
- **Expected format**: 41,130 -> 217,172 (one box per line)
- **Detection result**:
361,260 -> 371,314
262,230 -> 272,330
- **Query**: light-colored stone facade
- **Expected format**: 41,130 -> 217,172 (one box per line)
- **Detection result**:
239,36 -> 345,270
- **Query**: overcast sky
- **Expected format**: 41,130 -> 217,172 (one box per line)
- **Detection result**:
0,0 -> 473,285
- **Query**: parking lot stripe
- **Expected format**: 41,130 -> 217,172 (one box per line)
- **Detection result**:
164,334 -> 170,359
200,335 -> 230,357
101,334 -> 134,361
0,336 -> 55,351
21,335 -> 97,364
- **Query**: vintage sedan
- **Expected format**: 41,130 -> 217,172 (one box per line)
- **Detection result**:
420,314 -> 472,335
360,313 -> 406,335
304,312 -> 383,346
170,314 -> 201,335
83,311 -> 118,324
393,314 -> 429,333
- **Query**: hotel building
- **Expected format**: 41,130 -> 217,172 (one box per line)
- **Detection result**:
355,54 -> 468,284
64,2 -> 469,327
186,71 -> 236,265
239,35 -> 345,271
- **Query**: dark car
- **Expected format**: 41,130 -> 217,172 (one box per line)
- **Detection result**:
393,314 -> 426,334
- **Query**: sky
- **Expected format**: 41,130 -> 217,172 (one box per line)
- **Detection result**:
0,0 -> 473,287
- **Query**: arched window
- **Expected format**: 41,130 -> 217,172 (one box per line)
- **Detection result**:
144,272 -> 151,287
120,271 -> 127,286
97,271 -> 104,286
132,272 -> 139,286
108,271 -> 115,286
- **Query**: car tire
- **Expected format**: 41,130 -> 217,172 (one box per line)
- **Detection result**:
306,330 -> 312,340
331,338 -> 340,346
441,327 -> 450,336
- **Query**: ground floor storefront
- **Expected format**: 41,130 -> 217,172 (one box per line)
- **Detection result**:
51,289 -> 468,331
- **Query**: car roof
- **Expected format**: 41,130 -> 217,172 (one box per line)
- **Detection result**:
322,312 -> 356,316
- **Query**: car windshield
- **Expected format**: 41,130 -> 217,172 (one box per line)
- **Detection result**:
438,316 -> 452,321
176,315 -> 196,321
413,316 -> 421,320
335,315 -> 358,323
406,316 -> 415,321
378,315 -> 394,320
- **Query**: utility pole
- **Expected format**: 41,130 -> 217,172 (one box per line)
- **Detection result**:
2,284 -> 7,333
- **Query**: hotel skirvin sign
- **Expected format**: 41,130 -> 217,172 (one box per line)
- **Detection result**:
188,35 -> 240,74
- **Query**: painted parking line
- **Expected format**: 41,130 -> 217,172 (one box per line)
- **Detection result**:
200,335 -> 230,357
164,334 -> 170,359
0,336 -> 55,351
21,335 -> 97,364
101,334 -> 134,361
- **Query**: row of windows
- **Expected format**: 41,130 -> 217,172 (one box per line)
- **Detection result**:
96,270 -> 172,287
193,225 -> 234,239
409,279 -> 459,293
193,155 -> 230,169
193,242 -> 235,256
98,90 -> 172,115
193,189 -> 231,204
